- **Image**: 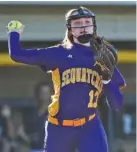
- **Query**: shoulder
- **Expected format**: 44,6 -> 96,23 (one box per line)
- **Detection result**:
44,44 -> 66,52
46,44 -> 64,49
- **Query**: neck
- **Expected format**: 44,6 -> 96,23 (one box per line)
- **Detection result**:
82,42 -> 90,47
77,41 -> 90,47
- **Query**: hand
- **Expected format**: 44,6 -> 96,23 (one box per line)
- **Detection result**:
7,20 -> 25,35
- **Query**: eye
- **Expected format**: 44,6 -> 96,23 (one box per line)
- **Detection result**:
73,21 -> 81,25
85,20 -> 90,23
85,20 -> 92,25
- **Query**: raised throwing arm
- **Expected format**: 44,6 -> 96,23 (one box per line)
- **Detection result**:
7,21 -> 61,70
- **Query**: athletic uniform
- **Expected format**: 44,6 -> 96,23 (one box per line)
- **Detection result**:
8,32 -> 126,152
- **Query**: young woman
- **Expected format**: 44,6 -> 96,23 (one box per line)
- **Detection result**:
7,6 -> 126,152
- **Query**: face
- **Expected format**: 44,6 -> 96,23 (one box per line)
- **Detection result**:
70,17 -> 94,38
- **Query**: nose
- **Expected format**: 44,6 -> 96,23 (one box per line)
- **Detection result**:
80,26 -> 87,33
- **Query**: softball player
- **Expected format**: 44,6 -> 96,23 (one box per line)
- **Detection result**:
7,6 -> 126,152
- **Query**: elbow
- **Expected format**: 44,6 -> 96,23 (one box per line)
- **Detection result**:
9,47 -> 18,62
9,47 -> 21,63
10,54 -> 16,61
10,54 -> 20,63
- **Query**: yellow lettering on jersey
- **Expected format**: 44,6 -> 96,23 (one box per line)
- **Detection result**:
61,68 -> 103,92
65,69 -> 71,85
70,68 -> 76,83
61,71 -> 66,87
98,79 -> 103,92
87,69 -> 92,84
76,68 -> 81,82
88,90 -> 94,108
81,68 -> 87,82
91,70 -> 97,86
94,72 -> 100,90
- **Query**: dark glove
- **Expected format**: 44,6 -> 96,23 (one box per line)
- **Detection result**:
91,36 -> 118,81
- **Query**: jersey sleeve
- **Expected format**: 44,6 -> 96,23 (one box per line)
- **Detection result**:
103,80 -> 123,111
111,66 -> 127,89
103,66 -> 126,110
8,32 -> 61,70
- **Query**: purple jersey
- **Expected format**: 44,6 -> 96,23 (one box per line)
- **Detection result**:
8,32 -> 126,119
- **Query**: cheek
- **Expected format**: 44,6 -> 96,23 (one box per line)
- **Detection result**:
86,26 -> 94,33
71,28 -> 81,36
